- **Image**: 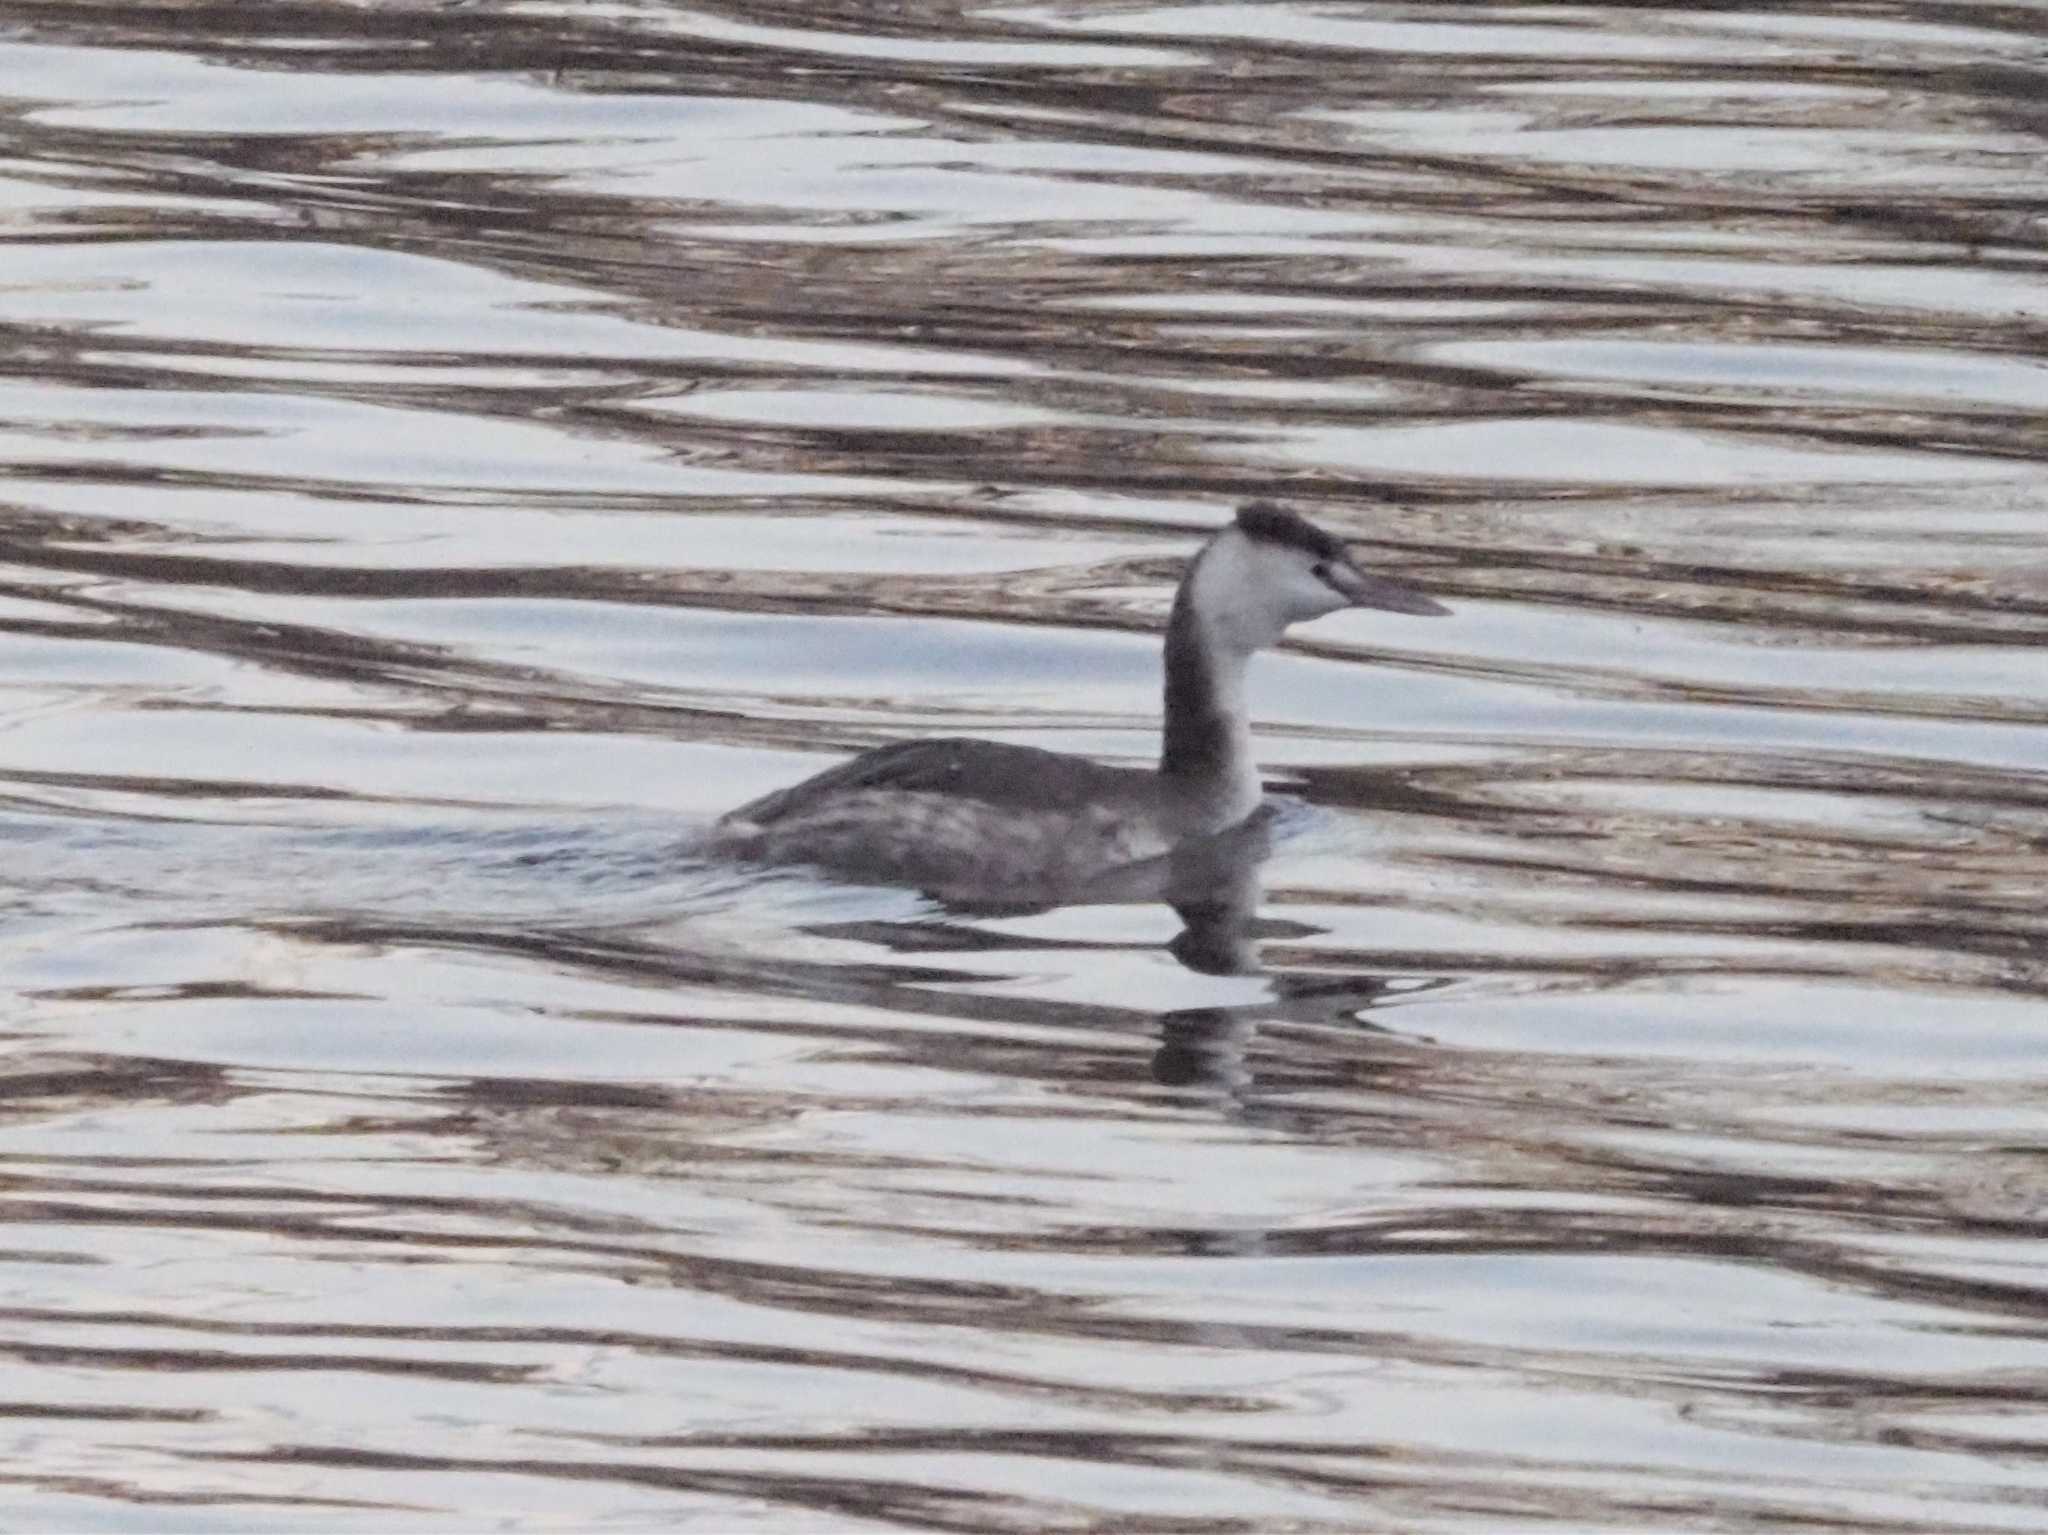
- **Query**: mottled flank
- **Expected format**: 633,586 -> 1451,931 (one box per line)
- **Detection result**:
717,788 -> 1172,901
713,737 -> 1174,898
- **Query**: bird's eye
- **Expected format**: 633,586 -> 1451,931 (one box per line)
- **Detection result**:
1311,560 -> 1338,587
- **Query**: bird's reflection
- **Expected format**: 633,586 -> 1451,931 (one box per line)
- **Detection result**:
1131,811 -> 1412,1107
901,806 -> 1415,1106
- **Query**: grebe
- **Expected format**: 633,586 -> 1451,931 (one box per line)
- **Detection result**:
713,502 -> 1448,901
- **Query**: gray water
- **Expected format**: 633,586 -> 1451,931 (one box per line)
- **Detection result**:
2,3 -> 2046,1530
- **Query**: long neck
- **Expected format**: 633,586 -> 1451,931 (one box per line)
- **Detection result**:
1160,584 -> 1262,830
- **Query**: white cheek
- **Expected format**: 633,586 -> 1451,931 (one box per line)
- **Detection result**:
1278,564 -> 1345,623
1190,534 -> 1343,648
1231,577 -> 1327,646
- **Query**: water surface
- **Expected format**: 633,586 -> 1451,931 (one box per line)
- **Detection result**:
2,2 -> 2045,1530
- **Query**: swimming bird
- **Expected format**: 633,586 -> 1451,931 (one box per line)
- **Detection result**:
712,502 -> 1448,903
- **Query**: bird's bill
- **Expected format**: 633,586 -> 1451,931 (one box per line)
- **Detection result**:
1329,560 -> 1451,616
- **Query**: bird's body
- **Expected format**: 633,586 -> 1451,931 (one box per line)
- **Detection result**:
712,503 -> 1446,902
714,739 -> 1167,898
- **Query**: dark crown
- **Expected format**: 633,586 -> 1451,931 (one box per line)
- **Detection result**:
1234,501 -> 1350,562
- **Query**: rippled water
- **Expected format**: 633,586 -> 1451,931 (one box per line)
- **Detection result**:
2,2 -> 2045,1529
